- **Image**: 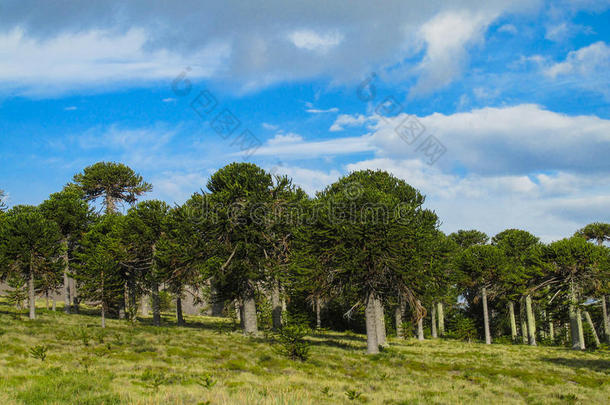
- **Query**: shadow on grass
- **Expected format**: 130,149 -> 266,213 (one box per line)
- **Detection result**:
541,357 -> 610,373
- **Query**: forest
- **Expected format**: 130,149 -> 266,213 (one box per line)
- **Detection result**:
1,161 -> 609,357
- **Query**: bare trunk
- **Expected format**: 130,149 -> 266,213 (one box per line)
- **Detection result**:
101,303 -> 106,328
520,297 -> 528,344
242,289 -> 258,335
365,291 -> 379,354
431,303 -> 437,338
176,296 -> 184,326
548,317 -> 554,341
569,281 -> 584,350
118,283 -> 126,320
482,287 -> 491,345
375,296 -> 387,346
525,294 -> 536,346
151,280 -> 161,326
69,277 -> 78,313
52,298 -> 56,311
271,279 -> 282,331
140,295 -> 149,317
315,295 -> 322,329
234,299 -> 241,325
583,310 -> 600,347
416,300 -> 424,341
105,194 -> 116,214
437,302 -> 445,336
128,278 -> 137,322
62,239 -> 71,314
508,301 -> 517,341
577,308 -> 585,350
45,291 -> 50,310
395,294 -> 404,339
602,295 -> 610,344
28,263 -> 35,320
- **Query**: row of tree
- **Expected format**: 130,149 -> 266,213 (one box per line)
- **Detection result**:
0,162 -> 608,354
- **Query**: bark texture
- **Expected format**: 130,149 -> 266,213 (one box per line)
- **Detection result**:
431,304 -> 437,338
520,297 -> 528,344
176,296 -> 184,326
315,295 -> 322,329
375,296 -> 387,346
62,239 -> 71,314
508,301 -> 517,341
525,294 -> 537,346
437,302 -> 445,336
242,289 -> 258,335
365,291 -> 379,354
583,310 -> 600,347
602,295 -> 610,344
151,281 -> 161,326
28,269 -> 35,320
416,300 -> 424,341
271,279 -> 282,331
482,287 -> 491,345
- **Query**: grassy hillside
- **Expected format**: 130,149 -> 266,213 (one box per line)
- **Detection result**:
0,303 -> 608,404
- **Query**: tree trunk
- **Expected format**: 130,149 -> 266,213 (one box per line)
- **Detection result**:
176,296 -> 184,326
242,289 -> 258,335
151,280 -> 161,326
52,298 -> 56,311
69,277 -> 78,313
508,301 -> 517,341
101,303 -> 106,328
583,310 -> 600,347
141,295 -> 149,317
520,297 -> 528,344
437,302 -> 445,336
416,300 -> 424,341
548,317 -> 554,341
365,291 -> 379,354
482,287 -> 491,344
315,295 -> 322,329
602,295 -> 610,344
375,296 -> 387,346
128,278 -> 137,322
395,294 -> 404,339
271,279 -> 282,331
28,267 -> 35,320
577,308 -> 585,350
45,291 -> 50,310
569,282 -> 584,350
234,299 -> 241,326
431,303 -> 438,338
62,239 -> 71,314
101,270 -> 106,328
104,194 -> 116,214
525,294 -> 536,346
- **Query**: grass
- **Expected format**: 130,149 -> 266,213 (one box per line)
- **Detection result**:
0,302 -> 608,404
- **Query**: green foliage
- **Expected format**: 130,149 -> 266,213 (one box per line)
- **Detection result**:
344,389 -> 363,401
29,345 -> 48,361
4,275 -> 27,314
273,323 -> 311,361
449,230 -> 488,249
73,161 -> 152,213
447,314 -> 478,342
196,374 -> 217,389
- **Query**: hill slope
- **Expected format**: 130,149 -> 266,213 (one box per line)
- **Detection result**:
0,304 -> 608,404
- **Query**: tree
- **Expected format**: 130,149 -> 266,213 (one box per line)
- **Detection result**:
492,229 -> 541,345
76,214 -> 125,328
575,222 -> 610,344
0,205 -> 63,319
316,170 -> 433,354
73,162 -> 152,213
543,237 -> 604,350
0,189 -> 7,212
122,200 -> 171,326
449,230 -> 488,249
40,185 -> 91,313
457,244 -> 505,344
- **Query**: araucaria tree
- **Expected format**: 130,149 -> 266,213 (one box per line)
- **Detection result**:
40,185 -> 91,313
316,170 -> 434,354
73,162 -> 152,213
207,163 -> 273,335
0,205 -> 63,319
122,200 -> 171,326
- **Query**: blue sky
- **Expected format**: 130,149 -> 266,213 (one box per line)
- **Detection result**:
1,0 -> 609,241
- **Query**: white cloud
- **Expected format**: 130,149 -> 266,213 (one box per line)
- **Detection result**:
0,27 -> 229,96
162,97 -> 176,103
64,106 -> 77,111
267,133 -> 304,145
262,123 -> 279,131
306,107 -> 339,114
497,24 -> 518,34
0,0 -> 548,96
411,10 -> 495,95
330,114 -> 371,131
545,41 -> 610,78
288,29 -> 344,53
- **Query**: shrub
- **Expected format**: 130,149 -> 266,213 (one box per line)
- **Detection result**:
30,345 -> 48,361
447,315 -> 478,342
273,324 -> 311,361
